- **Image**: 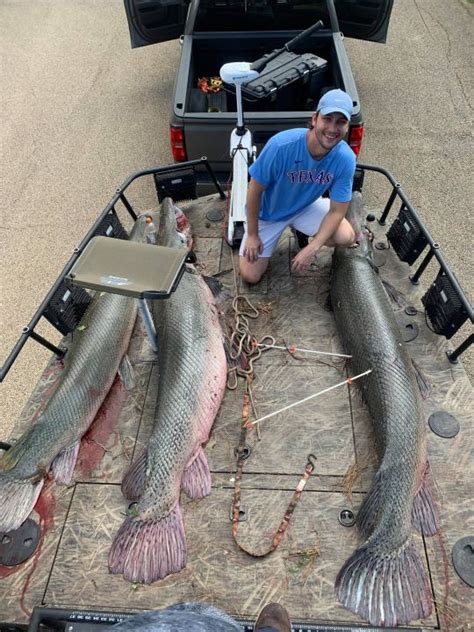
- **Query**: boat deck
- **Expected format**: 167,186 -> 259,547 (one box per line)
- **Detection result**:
1,194 -> 472,629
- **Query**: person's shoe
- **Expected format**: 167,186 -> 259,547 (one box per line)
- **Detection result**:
254,602 -> 291,632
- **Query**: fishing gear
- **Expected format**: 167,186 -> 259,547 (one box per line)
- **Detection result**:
232,377 -> 318,558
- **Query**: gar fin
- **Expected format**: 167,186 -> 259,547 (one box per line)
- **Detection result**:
181,446 -> 211,499
118,354 -> 136,391
335,538 -> 432,626
51,440 -> 80,485
202,275 -> 230,302
0,471 -> 45,532
411,358 -> 432,400
382,279 -> 406,308
108,504 -> 187,584
121,448 -> 148,501
356,469 -> 385,537
412,461 -> 440,536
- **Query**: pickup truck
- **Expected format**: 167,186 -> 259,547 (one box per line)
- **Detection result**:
123,0 -> 394,189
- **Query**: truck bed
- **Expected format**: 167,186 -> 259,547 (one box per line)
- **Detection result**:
1,194 -> 472,629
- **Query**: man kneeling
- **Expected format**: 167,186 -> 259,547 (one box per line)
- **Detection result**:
240,89 -> 357,283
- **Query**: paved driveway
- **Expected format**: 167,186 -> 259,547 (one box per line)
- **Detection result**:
1,0 -> 472,436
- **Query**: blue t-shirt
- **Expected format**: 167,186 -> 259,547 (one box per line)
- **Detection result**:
249,128 -> 356,222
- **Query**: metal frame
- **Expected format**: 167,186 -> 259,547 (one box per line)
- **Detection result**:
0,159 -> 225,382
358,163 -> 473,362
24,605 -> 420,632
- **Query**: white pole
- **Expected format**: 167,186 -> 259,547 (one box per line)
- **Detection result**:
235,83 -> 244,129
257,343 -> 351,359
247,369 -> 372,427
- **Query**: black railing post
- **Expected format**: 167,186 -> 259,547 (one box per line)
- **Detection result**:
202,157 -> 226,200
409,245 -> 439,285
447,333 -> 474,364
118,192 -> 138,220
379,186 -> 399,225
29,330 -> 66,358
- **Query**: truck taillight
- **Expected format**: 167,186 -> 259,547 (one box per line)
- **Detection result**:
348,124 -> 364,157
170,126 -> 187,162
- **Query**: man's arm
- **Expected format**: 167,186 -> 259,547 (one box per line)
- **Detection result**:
291,199 -> 350,272
243,178 -> 266,262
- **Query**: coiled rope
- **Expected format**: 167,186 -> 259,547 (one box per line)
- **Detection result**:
226,294 -> 275,391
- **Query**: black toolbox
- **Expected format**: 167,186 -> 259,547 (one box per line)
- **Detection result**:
239,50 -> 327,102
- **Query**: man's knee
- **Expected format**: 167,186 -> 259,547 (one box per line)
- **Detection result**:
239,258 -> 268,284
240,270 -> 263,284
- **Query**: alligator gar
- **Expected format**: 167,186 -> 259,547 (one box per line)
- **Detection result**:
108,198 -> 227,584
331,193 -> 439,626
0,214 -> 152,533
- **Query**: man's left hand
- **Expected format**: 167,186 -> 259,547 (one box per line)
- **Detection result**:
291,243 -> 318,273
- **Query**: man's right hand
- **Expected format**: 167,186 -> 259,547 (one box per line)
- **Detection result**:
243,234 -> 263,262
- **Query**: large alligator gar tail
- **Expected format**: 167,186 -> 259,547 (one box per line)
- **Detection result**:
335,539 -> 432,625
0,471 -> 44,532
108,504 -> 187,584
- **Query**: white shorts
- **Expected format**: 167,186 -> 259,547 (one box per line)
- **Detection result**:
239,197 -> 330,258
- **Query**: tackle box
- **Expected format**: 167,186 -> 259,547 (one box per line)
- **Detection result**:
227,50 -> 328,103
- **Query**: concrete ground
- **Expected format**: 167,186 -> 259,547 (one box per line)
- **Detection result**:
1,0 -> 473,438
